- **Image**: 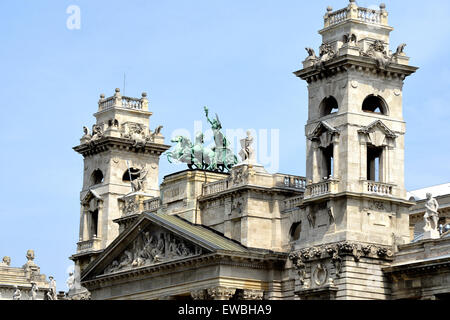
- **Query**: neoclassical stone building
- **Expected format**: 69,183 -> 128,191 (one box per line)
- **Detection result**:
70,1 -> 450,300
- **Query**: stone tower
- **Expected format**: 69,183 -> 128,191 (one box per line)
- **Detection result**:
290,1 -> 418,300
71,89 -> 170,272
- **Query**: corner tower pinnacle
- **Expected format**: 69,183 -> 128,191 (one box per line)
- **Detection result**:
291,1 -> 418,300
71,89 -> 170,272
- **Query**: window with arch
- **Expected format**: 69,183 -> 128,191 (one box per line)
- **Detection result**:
90,169 -> 104,186
290,222 -> 302,241
362,95 -> 388,115
319,96 -> 339,118
122,168 -> 141,182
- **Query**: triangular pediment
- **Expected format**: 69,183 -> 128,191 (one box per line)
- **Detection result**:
81,212 -> 247,281
308,121 -> 339,140
81,189 -> 102,205
358,120 -> 397,147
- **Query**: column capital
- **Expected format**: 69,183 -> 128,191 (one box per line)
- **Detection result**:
242,289 -> 264,300
207,286 -> 236,300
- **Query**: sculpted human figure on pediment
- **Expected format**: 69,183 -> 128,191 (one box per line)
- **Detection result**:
103,228 -> 202,275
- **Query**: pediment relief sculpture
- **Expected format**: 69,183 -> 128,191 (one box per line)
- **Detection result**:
103,228 -> 203,275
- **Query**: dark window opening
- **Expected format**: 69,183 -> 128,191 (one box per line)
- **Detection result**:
367,146 -> 383,181
322,145 -> 334,179
362,95 -> 388,115
90,209 -> 98,238
122,168 -> 141,182
290,222 -> 302,241
319,96 -> 339,117
91,169 -> 104,185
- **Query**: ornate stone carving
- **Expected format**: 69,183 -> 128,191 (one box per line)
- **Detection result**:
360,40 -> 408,69
0,256 -> 11,266
23,250 -> 37,268
231,167 -> 249,186
121,196 -> 139,216
242,289 -> 264,300
231,196 -> 243,214
130,166 -> 148,192
191,289 -> 207,300
149,125 -> 163,142
30,282 -> 38,300
288,252 -> 307,285
307,210 -> 316,228
103,229 -> 202,275
343,33 -> 357,46
207,287 -> 236,300
312,263 -> 328,286
12,286 -> 21,300
48,276 -> 57,300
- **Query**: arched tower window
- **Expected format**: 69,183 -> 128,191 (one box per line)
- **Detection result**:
91,169 -> 104,186
362,95 -> 388,115
290,222 -> 302,241
319,96 -> 339,117
122,168 -> 141,182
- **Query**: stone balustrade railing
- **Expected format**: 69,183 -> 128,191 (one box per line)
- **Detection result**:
98,89 -> 148,112
202,174 -> 306,197
274,175 -> 307,190
77,238 -> 101,253
357,7 -> 381,25
305,179 -> 339,198
324,2 -> 387,28
203,179 -> 229,196
364,181 -> 394,196
283,195 -> 304,211
144,197 -> 161,211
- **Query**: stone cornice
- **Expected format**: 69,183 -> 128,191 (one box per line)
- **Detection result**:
81,250 -> 287,288
73,136 -> 170,157
383,256 -> 450,276
294,54 -> 418,84
300,190 -> 414,207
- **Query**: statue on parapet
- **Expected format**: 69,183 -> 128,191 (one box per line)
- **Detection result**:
239,130 -> 255,163
423,193 -> 440,239
13,285 -> 21,300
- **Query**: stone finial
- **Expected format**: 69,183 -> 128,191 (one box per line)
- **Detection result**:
99,93 -> 105,99
380,3 -> 386,10
115,88 -> 120,93
141,92 -> 149,111
1,256 -> 11,266
326,6 -> 333,12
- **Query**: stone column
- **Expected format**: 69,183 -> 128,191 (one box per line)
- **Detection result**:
207,287 -> 236,300
242,289 -> 264,300
312,142 -> 320,183
332,136 -> 340,179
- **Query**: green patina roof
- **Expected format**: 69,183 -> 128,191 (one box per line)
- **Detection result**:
144,212 -> 247,253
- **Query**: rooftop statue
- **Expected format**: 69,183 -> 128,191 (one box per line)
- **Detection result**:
423,193 -> 440,239
166,107 -> 238,172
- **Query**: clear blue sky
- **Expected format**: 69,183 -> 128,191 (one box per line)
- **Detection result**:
0,0 -> 449,291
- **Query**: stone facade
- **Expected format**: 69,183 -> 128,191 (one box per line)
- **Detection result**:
0,251 -> 53,300
70,1 -> 450,300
